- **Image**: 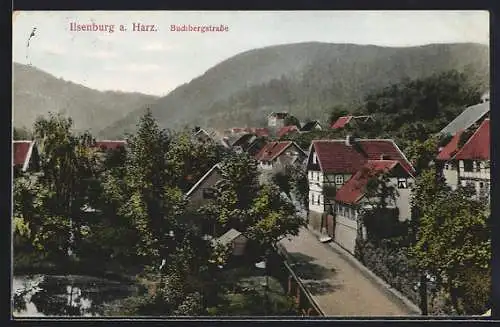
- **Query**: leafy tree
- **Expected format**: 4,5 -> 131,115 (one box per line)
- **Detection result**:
404,137 -> 440,175
166,132 -> 225,192
283,115 -> 301,129
23,113 -> 100,259
247,184 -> 303,255
410,168 -> 490,314
121,109 -> 185,262
199,153 -> 261,234
356,170 -> 403,244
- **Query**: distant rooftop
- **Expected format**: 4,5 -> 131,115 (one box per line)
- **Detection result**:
439,102 -> 489,136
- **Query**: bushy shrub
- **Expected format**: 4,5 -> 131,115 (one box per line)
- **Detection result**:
355,239 -> 420,305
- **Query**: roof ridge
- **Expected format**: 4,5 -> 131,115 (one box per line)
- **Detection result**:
453,118 -> 489,159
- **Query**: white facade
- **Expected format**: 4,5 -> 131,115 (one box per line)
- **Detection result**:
333,203 -> 362,254
331,175 -> 413,255
458,160 -> 490,200
442,161 -> 459,190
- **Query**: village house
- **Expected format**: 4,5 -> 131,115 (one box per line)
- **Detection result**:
184,163 -> 224,236
455,118 -> 490,200
437,119 -> 490,200
300,120 -> 322,132
255,141 -> 307,171
245,137 -> 268,157
436,94 -> 490,193
330,115 -> 374,130
438,97 -> 489,137
231,133 -> 258,153
333,160 -> 414,253
13,140 -> 40,175
185,163 -> 223,208
436,131 -> 462,190
306,136 -> 415,253
268,112 -> 289,128
212,228 -> 248,257
193,127 -> 215,143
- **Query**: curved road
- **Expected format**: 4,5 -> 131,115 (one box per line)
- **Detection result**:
279,227 -> 418,316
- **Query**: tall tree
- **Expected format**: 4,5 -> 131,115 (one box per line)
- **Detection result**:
122,109 -> 184,262
247,183 -> 303,255
410,168 -> 490,314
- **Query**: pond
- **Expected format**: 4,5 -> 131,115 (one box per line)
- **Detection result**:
13,275 -> 139,317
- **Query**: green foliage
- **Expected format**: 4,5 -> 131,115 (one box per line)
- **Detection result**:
166,132 -> 225,192
286,164 -> 309,209
404,137 -> 440,175
410,168 -> 490,314
356,239 -> 421,305
284,115 -> 301,128
247,184 -> 303,253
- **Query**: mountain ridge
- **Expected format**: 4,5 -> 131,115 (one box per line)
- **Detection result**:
100,42 -> 489,138
13,62 -> 160,134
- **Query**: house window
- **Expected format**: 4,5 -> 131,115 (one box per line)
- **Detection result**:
444,163 -> 449,170
318,195 -> 322,205
463,160 -> 473,172
313,153 -> 318,164
316,172 -> 320,181
311,193 -> 315,204
335,175 -> 344,185
397,178 -> 407,189
202,188 -> 216,199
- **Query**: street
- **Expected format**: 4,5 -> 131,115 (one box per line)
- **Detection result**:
279,227 -> 418,316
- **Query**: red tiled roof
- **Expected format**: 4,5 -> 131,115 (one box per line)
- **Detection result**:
436,131 -> 464,161
311,139 -> 415,175
254,128 -> 269,137
454,119 -> 490,160
335,160 -> 407,204
94,140 -> 126,150
331,116 -> 352,129
277,125 -> 299,138
13,141 -> 33,167
255,141 -> 293,162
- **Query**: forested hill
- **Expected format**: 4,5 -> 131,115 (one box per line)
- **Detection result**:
13,63 -> 159,133
100,42 -> 489,138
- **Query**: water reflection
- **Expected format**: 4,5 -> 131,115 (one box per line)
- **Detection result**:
13,275 -> 138,317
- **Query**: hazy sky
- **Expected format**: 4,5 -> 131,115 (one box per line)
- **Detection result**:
13,11 -> 489,96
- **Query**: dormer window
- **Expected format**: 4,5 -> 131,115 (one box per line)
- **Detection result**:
398,178 -> 408,189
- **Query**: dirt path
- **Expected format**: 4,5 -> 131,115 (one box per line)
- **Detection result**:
279,227 -> 417,316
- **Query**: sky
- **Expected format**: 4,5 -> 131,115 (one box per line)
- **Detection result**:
12,11 -> 489,96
